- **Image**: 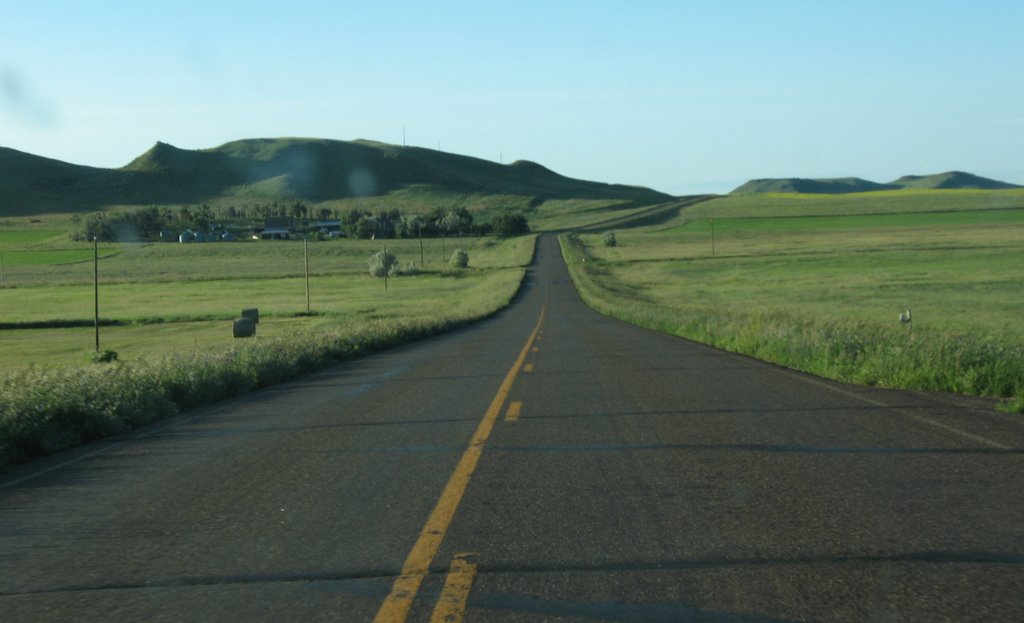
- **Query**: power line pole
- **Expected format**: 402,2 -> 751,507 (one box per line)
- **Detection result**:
711,219 -> 716,258
418,222 -> 424,267
303,237 -> 311,314
94,237 -> 100,352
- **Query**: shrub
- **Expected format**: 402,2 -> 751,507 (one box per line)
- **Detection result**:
396,261 -> 421,276
449,248 -> 469,269
602,231 -> 617,247
368,250 -> 398,277
90,350 -> 119,364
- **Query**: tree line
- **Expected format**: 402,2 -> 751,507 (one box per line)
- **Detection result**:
72,204 -> 529,242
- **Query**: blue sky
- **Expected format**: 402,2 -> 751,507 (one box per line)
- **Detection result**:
2,1 -> 1022,194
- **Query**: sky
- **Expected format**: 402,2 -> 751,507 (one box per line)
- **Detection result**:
2,0 -> 1023,195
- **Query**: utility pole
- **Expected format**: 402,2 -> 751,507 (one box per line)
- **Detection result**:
383,242 -> 389,292
711,219 -> 716,258
0,245 -> 5,286
303,237 -> 311,314
93,237 -> 100,352
418,222 -> 424,267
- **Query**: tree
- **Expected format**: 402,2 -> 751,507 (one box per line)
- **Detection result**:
373,209 -> 400,239
439,212 -> 461,236
131,205 -> 163,235
395,214 -> 423,238
342,209 -> 371,238
195,204 -> 214,230
491,210 -> 530,236
76,213 -> 115,242
353,216 -> 375,239
446,207 -> 473,236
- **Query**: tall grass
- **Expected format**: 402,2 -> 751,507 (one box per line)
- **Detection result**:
560,234 -> 1024,412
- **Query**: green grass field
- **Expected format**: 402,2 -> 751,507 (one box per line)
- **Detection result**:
680,188 -> 1024,220
563,189 -> 1024,410
0,223 -> 537,466
0,234 -> 534,368
663,207 -> 1024,234
0,230 -> 66,245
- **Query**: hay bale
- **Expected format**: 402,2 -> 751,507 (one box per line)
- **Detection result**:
241,308 -> 260,323
233,317 -> 256,338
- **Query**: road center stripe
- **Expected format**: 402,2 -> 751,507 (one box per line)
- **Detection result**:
372,307 -> 545,623
505,401 -> 523,422
429,553 -> 479,623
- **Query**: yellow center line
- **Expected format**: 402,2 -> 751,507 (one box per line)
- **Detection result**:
524,363 -> 534,373
429,553 -> 479,623
531,347 -> 539,353
372,307 -> 546,623
504,401 -> 523,422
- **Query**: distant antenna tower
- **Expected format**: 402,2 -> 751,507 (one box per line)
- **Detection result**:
402,126 -> 406,146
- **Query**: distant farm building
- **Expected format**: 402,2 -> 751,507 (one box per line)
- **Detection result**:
315,220 -> 345,238
259,228 -> 292,240
255,217 -> 295,240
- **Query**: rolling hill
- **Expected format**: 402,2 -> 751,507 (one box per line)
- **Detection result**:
890,171 -> 1022,190
731,177 -> 900,194
0,138 -> 672,216
732,171 -> 1021,194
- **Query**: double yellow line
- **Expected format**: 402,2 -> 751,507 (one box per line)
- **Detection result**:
372,306 -> 546,623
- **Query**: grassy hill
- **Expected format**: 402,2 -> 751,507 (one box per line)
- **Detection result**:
732,177 -> 899,194
0,138 -> 671,217
890,171 -> 1022,190
732,171 -> 1020,194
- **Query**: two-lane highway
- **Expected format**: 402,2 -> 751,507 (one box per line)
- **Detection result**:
2,235 -> 1022,622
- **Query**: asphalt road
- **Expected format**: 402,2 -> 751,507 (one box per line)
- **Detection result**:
2,234 -> 1022,622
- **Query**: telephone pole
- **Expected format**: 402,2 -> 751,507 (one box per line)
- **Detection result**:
303,237 -> 311,314
94,237 -> 100,352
